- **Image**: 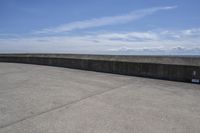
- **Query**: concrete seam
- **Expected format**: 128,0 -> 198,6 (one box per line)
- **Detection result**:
0,81 -> 134,130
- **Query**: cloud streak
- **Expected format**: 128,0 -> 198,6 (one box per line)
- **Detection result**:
1,27 -> 200,55
35,6 -> 177,34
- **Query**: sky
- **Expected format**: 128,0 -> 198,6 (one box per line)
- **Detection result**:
0,0 -> 200,55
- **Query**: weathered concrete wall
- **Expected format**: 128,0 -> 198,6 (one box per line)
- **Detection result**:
0,54 -> 199,84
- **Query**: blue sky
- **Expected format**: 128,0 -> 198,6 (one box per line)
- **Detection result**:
0,0 -> 200,54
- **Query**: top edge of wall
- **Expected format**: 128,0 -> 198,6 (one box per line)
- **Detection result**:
0,54 -> 200,67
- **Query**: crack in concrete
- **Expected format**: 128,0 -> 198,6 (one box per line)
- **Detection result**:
0,81 -> 134,130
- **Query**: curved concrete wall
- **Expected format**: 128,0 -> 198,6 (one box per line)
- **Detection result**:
0,54 -> 199,84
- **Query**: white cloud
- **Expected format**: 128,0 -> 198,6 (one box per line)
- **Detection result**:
95,32 -> 158,42
0,28 -> 200,55
108,46 -> 200,55
182,28 -> 200,36
34,6 -> 177,34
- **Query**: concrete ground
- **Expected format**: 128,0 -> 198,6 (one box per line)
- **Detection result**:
0,63 -> 199,133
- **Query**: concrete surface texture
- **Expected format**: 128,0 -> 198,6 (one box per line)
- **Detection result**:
0,63 -> 200,133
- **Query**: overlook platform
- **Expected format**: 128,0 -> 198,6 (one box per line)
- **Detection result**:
0,63 -> 199,133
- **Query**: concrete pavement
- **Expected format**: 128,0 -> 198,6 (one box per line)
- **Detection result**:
0,63 -> 200,133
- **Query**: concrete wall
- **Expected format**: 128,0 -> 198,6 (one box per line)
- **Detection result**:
0,54 -> 199,84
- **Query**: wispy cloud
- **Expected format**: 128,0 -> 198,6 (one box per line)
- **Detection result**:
95,32 -> 158,42
34,6 -> 177,34
108,46 -> 200,55
1,27 -> 200,55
